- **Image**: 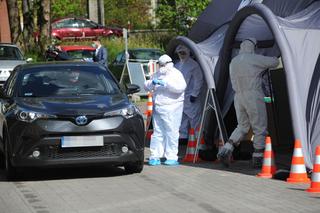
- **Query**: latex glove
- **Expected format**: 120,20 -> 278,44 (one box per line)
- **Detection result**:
152,79 -> 160,85
152,79 -> 165,86
217,142 -> 234,167
190,95 -> 197,103
157,80 -> 165,86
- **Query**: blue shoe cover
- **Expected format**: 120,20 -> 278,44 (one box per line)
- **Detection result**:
164,160 -> 179,166
148,159 -> 161,166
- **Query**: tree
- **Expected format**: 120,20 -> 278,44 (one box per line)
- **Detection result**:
156,0 -> 210,35
7,0 -> 51,54
51,0 -> 87,20
104,0 -> 151,29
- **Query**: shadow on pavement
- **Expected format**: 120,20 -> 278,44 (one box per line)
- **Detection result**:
0,165 -> 132,182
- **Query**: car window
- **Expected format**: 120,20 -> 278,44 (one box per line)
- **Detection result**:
75,19 -> 87,28
56,19 -> 76,28
115,52 -> 125,63
130,49 -> 163,61
17,67 -> 121,97
0,46 -> 24,60
85,20 -> 98,28
66,50 -> 95,59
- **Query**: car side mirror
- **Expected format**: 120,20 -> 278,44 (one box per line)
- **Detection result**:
126,84 -> 140,94
26,58 -> 33,62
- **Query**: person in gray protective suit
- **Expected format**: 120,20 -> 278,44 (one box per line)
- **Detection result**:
174,45 -> 204,144
217,38 -> 279,168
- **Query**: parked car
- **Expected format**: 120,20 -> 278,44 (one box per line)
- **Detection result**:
0,43 -> 32,85
51,17 -> 123,40
109,48 -> 164,80
45,45 -> 96,61
0,62 -> 145,179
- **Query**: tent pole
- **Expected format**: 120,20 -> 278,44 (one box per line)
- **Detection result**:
193,89 -> 210,163
193,88 -> 228,163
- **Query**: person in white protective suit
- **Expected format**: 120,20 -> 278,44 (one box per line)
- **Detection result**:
144,54 -> 187,166
217,38 -> 279,168
174,45 -> 204,144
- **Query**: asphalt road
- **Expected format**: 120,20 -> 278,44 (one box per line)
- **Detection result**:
0,102 -> 319,213
0,147 -> 320,213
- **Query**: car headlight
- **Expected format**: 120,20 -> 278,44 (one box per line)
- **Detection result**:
15,110 -> 57,123
104,105 -> 140,118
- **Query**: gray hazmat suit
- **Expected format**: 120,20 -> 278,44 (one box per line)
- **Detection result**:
229,39 -> 279,150
144,55 -> 187,161
175,45 -> 204,139
217,38 -> 279,167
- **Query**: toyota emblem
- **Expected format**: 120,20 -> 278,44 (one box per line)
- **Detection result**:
75,115 -> 88,125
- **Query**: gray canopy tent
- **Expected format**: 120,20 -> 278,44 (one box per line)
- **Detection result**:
167,0 -> 320,169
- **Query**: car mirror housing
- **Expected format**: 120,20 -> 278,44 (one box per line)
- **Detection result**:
126,84 -> 140,94
26,58 -> 33,62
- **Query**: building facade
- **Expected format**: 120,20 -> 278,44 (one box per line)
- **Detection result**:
0,0 -> 11,42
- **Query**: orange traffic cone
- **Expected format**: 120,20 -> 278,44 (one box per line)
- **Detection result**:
195,126 -> 206,151
257,136 -> 277,178
183,128 -> 199,162
145,92 -> 153,116
287,139 -> 310,183
307,146 -> 320,193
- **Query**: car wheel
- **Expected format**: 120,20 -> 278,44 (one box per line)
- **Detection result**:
4,137 -> 16,180
124,161 -> 144,174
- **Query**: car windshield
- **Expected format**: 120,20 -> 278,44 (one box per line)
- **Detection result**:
17,66 -> 121,97
0,45 -> 24,60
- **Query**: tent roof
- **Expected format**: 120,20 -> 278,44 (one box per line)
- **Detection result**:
168,0 -> 320,169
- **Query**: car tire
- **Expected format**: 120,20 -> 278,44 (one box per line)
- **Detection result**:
124,161 -> 144,174
4,136 -> 16,180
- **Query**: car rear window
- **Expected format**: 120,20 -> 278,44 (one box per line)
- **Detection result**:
66,50 -> 95,60
17,66 -> 121,97
0,46 -> 24,60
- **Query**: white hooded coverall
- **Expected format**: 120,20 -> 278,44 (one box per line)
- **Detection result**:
229,39 -> 279,150
144,56 -> 187,161
175,46 -> 204,139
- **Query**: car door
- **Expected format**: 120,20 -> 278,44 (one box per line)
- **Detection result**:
82,20 -> 104,38
56,19 -> 79,38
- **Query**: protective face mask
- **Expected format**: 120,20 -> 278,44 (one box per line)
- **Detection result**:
92,43 -> 97,48
178,54 -> 188,62
159,67 -> 167,74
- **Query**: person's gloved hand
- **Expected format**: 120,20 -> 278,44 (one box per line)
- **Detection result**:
190,96 -> 197,103
152,79 -> 165,86
217,142 -> 234,167
152,79 -> 160,85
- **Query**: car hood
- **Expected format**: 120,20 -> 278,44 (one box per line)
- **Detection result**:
0,60 -> 26,70
15,94 -> 129,115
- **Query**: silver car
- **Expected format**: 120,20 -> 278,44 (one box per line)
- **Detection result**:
0,43 -> 32,85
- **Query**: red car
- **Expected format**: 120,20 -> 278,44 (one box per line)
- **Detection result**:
51,17 -> 123,40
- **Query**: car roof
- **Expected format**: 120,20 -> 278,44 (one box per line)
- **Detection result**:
52,17 -> 92,23
60,45 -> 95,51
0,43 -> 20,47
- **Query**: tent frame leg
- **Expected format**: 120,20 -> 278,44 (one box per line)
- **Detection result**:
193,88 -> 228,163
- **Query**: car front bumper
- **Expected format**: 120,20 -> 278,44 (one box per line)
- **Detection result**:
8,115 -> 145,168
